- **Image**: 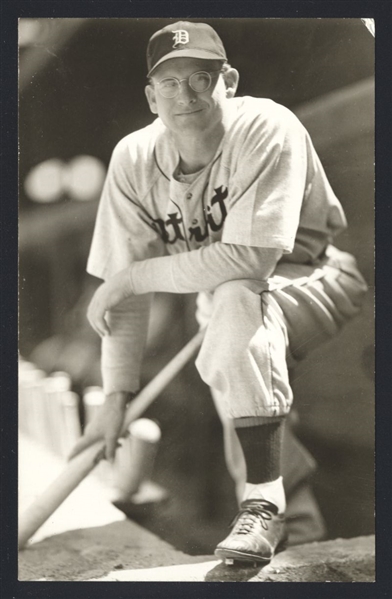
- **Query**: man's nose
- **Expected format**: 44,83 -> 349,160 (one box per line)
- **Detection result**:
177,79 -> 197,103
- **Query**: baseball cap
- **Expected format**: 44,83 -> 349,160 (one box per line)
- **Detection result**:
147,21 -> 227,76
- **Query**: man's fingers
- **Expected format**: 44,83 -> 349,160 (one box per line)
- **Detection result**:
68,432 -> 119,463
105,435 -> 119,463
94,314 -> 110,337
87,283 -> 119,337
87,307 -> 110,337
100,317 -> 111,337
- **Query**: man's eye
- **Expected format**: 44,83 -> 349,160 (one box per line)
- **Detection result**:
161,79 -> 177,89
192,72 -> 210,84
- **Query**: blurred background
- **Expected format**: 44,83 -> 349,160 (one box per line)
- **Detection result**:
19,18 -> 374,554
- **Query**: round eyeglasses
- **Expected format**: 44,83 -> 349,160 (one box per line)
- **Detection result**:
153,70 -> 223,99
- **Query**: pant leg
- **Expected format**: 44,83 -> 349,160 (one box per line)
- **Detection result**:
270,246 -> 368,362
195,278 -> 292,423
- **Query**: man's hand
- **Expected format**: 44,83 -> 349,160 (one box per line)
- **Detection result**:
68,391 -> 133,463
87,269 -> 133,337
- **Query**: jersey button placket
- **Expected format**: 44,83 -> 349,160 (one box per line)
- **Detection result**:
186,192 -> 193,200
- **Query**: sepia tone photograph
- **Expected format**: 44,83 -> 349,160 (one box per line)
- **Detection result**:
17,16 -> 375,584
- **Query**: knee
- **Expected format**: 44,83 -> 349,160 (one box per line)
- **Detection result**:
213,279 -> 253,307
198,281 -> 252,358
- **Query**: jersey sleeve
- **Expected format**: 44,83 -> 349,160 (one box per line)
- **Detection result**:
127,243 -> 282,294
87,137 -> 166,281
221,104 -> 343,256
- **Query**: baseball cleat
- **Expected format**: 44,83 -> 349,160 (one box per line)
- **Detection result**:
224,558 -> 259,567
215,499 -> 288,565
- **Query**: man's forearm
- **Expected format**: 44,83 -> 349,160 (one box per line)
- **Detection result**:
101,293 -> 153,394
128,243 -> 283,295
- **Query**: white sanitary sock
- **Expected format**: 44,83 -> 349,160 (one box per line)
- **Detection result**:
242,476 -> 286,514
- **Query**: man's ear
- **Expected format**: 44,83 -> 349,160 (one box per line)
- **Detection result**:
223,68 -> 239,99
145,84 -> 158,114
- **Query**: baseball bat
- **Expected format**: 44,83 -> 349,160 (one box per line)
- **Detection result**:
18,328 -> 205,549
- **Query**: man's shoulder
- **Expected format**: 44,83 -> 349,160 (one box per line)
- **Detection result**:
113,118 -> 165,160
222,97 -> 304,160
232,96 -> 303,133
107,119 -> 170,193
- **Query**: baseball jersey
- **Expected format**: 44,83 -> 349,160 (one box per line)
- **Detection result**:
87,96 -> 347,393
88,96 -> 346,279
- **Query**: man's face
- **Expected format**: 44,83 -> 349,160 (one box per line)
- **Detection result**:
145,57 -> 238,136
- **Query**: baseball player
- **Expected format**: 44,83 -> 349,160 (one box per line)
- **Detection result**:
69,21 -> 367,565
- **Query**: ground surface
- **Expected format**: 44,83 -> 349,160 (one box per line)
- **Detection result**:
18,433 -> 374,582
20,522 -> 375,583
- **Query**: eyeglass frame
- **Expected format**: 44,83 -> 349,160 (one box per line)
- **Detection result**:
150,69 -> 224,98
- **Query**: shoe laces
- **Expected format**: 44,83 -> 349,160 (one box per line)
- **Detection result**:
229,499 -> 278,535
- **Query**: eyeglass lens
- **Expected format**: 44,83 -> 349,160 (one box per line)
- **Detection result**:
158,71 -> 213,97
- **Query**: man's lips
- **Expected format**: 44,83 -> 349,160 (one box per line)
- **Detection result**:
175,109 -> 203,116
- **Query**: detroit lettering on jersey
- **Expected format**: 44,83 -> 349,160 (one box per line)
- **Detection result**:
150,185 -> 228,245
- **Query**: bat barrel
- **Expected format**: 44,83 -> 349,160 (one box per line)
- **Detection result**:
18,440 -> 104,549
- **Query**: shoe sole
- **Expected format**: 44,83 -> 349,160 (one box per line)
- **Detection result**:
215,539 -> 288,567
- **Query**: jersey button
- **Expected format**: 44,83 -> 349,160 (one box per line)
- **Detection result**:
186,192 -> 193,200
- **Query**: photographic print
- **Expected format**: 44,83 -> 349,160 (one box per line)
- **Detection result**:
15,11 -> 377,587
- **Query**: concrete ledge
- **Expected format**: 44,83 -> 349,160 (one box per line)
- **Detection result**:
19,513 -> 374,582
88,535 -> 375,582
